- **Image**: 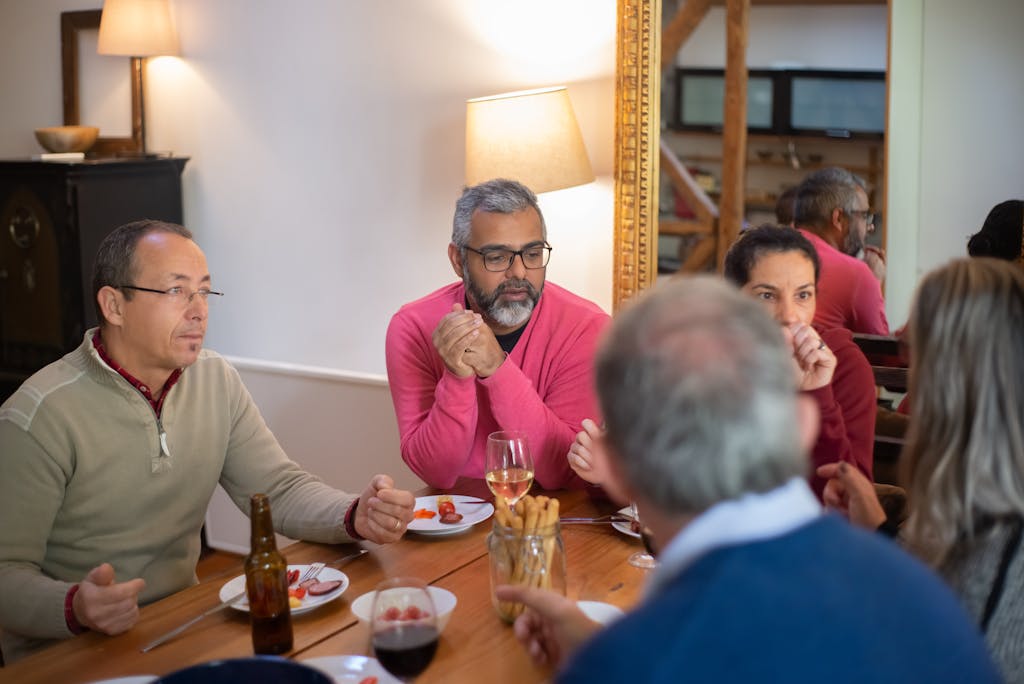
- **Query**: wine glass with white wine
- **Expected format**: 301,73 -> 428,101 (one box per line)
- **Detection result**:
627,501 -> 658,569
485,430 -> 535,509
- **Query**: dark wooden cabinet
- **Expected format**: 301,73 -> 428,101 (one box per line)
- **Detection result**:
0,157 -> 187,399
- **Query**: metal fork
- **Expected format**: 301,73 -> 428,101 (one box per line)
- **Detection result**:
560,513 -> 636,525
297,562 -> 325,584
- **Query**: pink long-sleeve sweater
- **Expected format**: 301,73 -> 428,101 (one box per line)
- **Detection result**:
800,229 -> 889,336
806,326 -> 877,499
385,281 -> 610,489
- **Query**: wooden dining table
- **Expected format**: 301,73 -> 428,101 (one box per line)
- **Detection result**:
3,480 -> 649,683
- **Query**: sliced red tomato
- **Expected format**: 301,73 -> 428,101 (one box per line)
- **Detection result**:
383,606 -> 402,621
401,605 -> 422,620
287,568 -> 300,586
437,501 -> 456,517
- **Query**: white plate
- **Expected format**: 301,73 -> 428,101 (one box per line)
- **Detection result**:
577,600 -> 626,625
302,655 -> 400,684
407,495 -> 494,535
219,565 -> 349,616
611,506 -> 641,539
350,586 -> 457,632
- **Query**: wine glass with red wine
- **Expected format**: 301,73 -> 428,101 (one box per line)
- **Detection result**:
628,502 -> 658,569
371,577 -> 439,681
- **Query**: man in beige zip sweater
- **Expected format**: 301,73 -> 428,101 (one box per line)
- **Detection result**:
0,220 -> 415,663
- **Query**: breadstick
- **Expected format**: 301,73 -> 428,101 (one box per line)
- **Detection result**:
491,494 -> 563,620
532,497 -> 557,589
510,498 -> 538,585
539,498 -> 560,589
494,499 -> 510,527
507,497 -> 540,617
497,497 -> 524,618
494,494 -> 516,620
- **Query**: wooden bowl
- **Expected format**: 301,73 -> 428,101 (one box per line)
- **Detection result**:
34,126 -> 100,153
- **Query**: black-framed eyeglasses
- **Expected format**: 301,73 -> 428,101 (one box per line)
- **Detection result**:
847,209 -> 875,225
117,285 -> 224,306
463,243 -> 552,272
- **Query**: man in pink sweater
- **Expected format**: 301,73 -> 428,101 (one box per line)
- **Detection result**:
385,179 -> 610,489
794,167 -> 889,335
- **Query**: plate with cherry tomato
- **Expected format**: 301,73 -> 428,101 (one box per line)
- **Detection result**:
219,565 -> 349,615
407,495 -> 494,536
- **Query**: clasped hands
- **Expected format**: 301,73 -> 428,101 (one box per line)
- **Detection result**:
432,303 -> 505,378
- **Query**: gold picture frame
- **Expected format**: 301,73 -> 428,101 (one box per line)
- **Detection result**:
613,0 -> 661,310
61,9 -> 143,156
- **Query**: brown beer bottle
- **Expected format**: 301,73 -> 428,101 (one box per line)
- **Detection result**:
245,493 -> 293,654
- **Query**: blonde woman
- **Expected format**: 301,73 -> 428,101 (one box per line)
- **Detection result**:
820,257 -> 1024,680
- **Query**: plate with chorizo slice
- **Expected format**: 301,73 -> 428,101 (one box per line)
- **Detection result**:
219,565 -> 350,616
407,495 -> 494,536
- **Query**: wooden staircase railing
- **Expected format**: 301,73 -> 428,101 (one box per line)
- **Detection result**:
659,138 -> 719,271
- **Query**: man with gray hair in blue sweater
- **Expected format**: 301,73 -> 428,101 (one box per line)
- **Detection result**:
498,276 -> 998,683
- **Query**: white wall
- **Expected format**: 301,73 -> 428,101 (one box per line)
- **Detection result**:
886,0 -> 1024,327
204,358 -> 422,552
4,0 -> 1020,379
0,0 -> 616,376
675,5 -> 887,70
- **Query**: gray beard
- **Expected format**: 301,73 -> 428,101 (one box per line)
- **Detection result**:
843,230 -> 864,257
464,273 -> 543,329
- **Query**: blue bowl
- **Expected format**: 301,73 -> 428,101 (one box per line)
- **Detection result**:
155,657 -> 332,683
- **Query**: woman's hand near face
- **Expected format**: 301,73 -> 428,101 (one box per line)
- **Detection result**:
567,419 -> 628,504
785,323 -> 836,391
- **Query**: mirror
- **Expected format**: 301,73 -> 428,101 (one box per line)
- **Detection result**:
60,9 -> 142,156
612,0 -> 661,309
647,3 -> 889,283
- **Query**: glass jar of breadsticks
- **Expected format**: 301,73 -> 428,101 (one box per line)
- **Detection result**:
487,494 -> 566,622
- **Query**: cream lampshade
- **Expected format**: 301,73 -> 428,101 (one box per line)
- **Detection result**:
465,86 -> 594,194
98,0 -> 179,154
97,0 -> 178,57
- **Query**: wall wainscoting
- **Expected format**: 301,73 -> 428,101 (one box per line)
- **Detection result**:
204,356 -> 423,553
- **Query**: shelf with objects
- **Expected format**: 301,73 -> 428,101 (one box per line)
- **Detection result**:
659,131 -> 885,274
0,156 -> 188,402
658,66 -> 887,275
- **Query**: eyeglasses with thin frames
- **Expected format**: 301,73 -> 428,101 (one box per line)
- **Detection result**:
463,243 -> 552,272
117,285 -> 224,306
847,209 -> 875,226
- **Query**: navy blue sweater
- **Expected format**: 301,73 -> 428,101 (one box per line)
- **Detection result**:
561,516 -> 999,683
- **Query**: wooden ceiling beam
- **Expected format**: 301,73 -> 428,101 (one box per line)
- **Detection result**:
709,0 -> 883,4
717,0 -> 750,269
662,0 -> 712,73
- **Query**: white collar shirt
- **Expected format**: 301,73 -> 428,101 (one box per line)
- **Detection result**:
644,477 -> 823,601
